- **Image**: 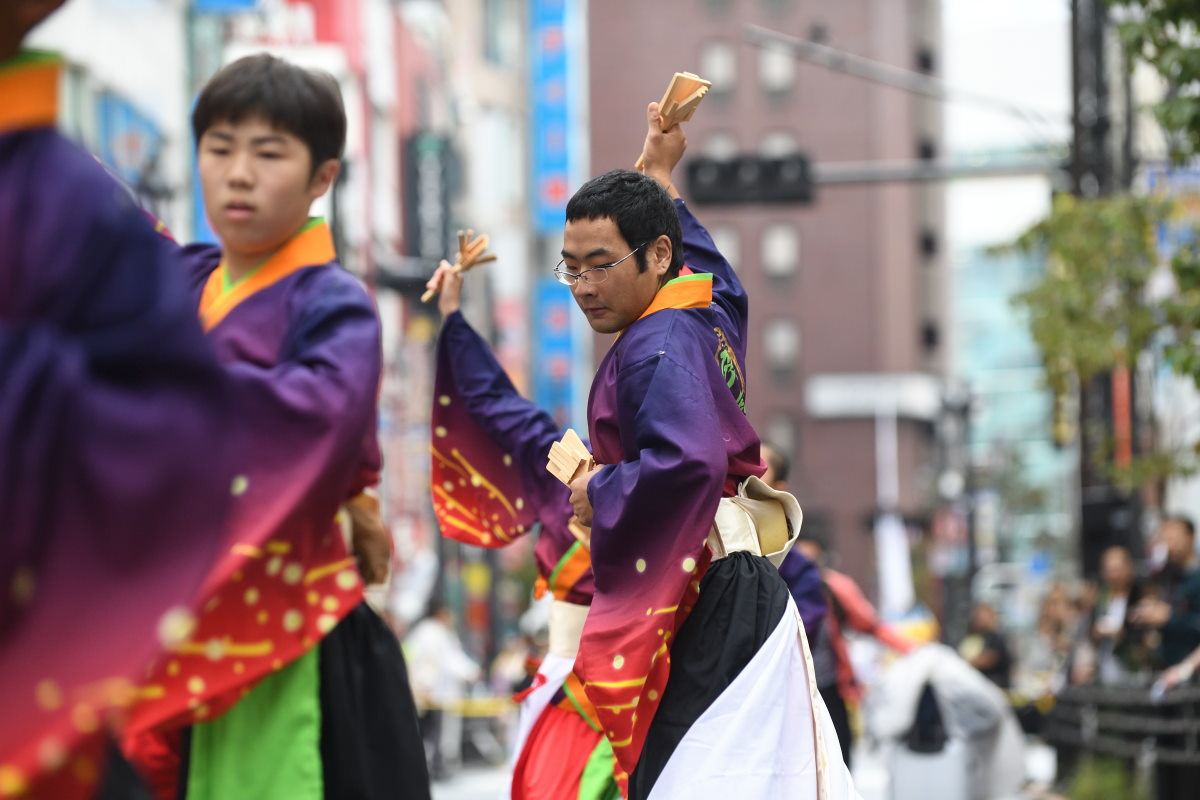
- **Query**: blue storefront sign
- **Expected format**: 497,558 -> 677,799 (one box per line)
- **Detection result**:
533,276 -> 576,426
529,0 -> 575,235
191,0 -> 257,13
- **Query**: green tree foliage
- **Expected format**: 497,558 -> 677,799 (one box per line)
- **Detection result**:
1004,193 -> 1200,488
1109,0 -> 1200,162
1008,193 -> 1164,395
1001,4 -> 1200,489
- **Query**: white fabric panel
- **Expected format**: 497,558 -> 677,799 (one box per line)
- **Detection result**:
648,596 -> 862,800
498,651 -> 575,800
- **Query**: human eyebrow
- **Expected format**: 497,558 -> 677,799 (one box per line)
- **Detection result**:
560,247 -> 615,262
203,131 -> 236,143
250,135 -> 288,147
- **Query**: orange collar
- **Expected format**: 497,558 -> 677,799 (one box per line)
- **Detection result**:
198,219 -> 336,332
635,269 -> 713,322
0,52 -> 61,134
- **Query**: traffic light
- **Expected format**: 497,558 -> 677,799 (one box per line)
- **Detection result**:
685,153 -> 814,205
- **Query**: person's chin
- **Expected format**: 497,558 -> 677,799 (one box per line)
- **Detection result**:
584,317 -> 622,334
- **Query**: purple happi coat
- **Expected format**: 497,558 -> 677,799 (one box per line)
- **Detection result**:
127,219 -> 383,735
0,53 -> 234,799
578,199 -> 765,777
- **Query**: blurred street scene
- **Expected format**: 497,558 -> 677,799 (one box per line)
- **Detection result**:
11,0 -> 1200,797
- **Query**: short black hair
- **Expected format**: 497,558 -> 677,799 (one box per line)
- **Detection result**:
192,53 -> 345,174
1166,515 -> 1196,538
565,169 -> 684,279
761,442 -> 790,484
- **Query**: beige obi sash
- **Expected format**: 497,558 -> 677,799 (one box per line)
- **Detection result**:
707,475 -> 803,567
548,598 -> 590,659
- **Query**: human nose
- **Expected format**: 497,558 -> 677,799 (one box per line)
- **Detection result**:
227,150 -> 254,188
570,276 -> 596,298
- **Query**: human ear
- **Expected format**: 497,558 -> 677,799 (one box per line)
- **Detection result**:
650,234 -> 672,277
308,158 -> 341,200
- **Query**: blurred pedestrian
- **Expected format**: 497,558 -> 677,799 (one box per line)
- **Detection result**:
960,603 -> 1013,689
1087,546 -> 1149,685
1134,516 -> 1200,670
406,605 -> 482,781
1132,516 -> 1200,800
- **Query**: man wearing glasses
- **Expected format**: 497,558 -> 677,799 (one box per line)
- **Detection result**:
564,105 -> 858,799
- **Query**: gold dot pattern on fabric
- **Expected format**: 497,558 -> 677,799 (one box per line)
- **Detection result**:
681,557 -> 696,572
515,498 -> 524,510
283,610 -> 303,632
438,395 -> 451,406
71,704 -> 98,734
257,610 -> 269,625
39,738 -> 66,771
204,639 -> 225,661
0,765 -> 27,795
635,559 -> 647,573
503,454 -> 513,466
612,655 -> 625,669
35,679 -> 62,711
442,481 -> 455,492
167,661 -> 180,676
317,615 -> 338,634
435,426 -> 447,437
10,567 -> 35,606
244,588 -> 260,605
157,607 -> 196,648
322,597 -> 339,612
283,563 -> 303,585
307,591 -> 320,605
234,662 -> 245,674
266,556 -> 282,576
187,677 -> 205,695
230,475 -> 249,495
336,570 -> 358,591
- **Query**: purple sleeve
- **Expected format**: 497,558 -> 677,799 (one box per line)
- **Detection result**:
778,549 -> 828,640
676,198 -> 748,341
0,131 -> 233,776
220,269 -> 383,545
440,311 -> 572,517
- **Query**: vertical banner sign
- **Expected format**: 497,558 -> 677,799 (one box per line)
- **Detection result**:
404,133 -> 452,260
530,0 -> 570,235
533,277 -> 575,426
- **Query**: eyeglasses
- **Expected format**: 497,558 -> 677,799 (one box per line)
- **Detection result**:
553,242 -> 648,286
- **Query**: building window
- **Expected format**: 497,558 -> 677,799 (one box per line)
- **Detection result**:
702,131 -> 738,160
915,45 -> 936,74
761,223 -> 799,279
758,41 -> 794,96
764,318 -> 801,384
699,41 -> 737,95
709,225 -> 741,271
760,130 -> 798,158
